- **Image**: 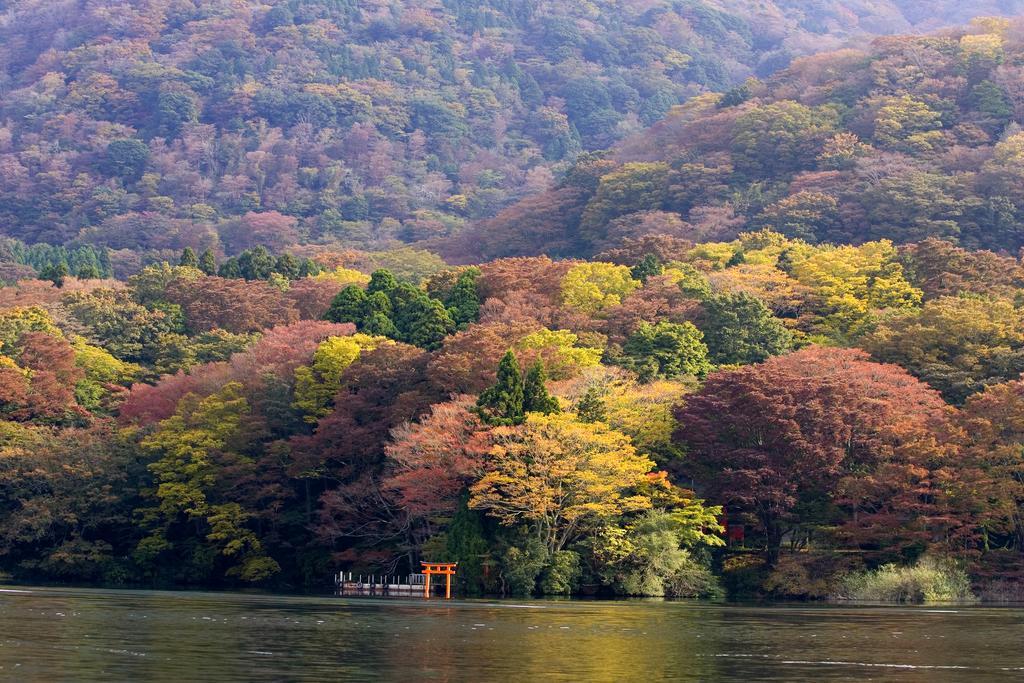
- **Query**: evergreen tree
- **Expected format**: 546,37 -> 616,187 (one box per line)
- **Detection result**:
39,262 -> 68,288
179,247 -> 199,269
237,246 -> 276,280
218,257 -> 241,279
631,253 -> 663,282
621,321 -> 712,381
575,385 -> 607,423
76,263 -> 101,280
356,291 -> 400,339
365,291 -> 393,319
324,285 -> 368,325
97,247 -> 112,278
68,248 -> 102,279
274,253 -> 300,280
198,249 -> 217,275
476,351 -> 525,425
719,82 -> 752,108
725,250 -> 746,267
445,267 -> 481,327
362,311 -> 399,338
776,248 -> 795,277
398,295 -> 455,350
389,283 -> 455,350
523,360 -> 560,414
969,80 -> 1014,134
103,138 -> 150,181
299,258 -> 323,277
700,292 -> 793,365
446,492 -> 491,595
367,268 -> 398,295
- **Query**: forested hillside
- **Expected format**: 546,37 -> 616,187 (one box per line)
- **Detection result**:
1,5 -> 1024,601
0,229 -> 1022,598
0,0 -> 1020,268
456,17 -> 1024,260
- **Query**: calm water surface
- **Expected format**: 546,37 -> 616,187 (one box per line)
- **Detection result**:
0,586 -> 1022,681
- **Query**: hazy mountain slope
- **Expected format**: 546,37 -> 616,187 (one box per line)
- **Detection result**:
452,17 -> 1024,261
0,1 -> 1020,260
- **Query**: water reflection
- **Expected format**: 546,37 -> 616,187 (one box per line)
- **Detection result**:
0,587 -> 1021,681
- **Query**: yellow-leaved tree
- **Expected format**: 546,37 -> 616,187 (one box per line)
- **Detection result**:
469,413 -> 654,555
137,383 -> 280,583
786,240 -> 922,339
293,333 -> 392,421
560,263 -> 639,314
599,378 -> 695,463
863,295 -> 1024,403
514,328 -> 603,379
70,336 -> 141,411
313,266 -> 371,288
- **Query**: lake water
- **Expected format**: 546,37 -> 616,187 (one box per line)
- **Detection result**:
0,586 -> 1022,681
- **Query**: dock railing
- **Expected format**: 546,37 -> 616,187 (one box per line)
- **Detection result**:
335,571 -> 428,596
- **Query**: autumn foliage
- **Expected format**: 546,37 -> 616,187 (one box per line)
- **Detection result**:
1,10 -> 1024,599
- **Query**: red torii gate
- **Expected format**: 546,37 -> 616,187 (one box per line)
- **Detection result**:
421,562 -> 457,599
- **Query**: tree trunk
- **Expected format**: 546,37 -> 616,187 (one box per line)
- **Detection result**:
765,520 -> 784,567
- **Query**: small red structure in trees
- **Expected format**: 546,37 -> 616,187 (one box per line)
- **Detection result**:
719,508 -> 745,545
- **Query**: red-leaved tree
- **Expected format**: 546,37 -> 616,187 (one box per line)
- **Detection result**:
675,347 -> 953,563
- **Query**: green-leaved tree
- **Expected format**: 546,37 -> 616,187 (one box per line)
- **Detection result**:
476,350 -> 525,425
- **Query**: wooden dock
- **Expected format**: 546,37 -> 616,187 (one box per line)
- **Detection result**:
334,572 -> 427,597
335,563 -> 458,598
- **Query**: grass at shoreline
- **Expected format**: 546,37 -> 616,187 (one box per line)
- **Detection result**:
832,558 -> 977,604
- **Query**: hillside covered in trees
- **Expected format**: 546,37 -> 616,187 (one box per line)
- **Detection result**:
455,16 -> 1024,261
0,0 -> 1020,270
1,5 -> 1024,602
0,228 -> 1022,599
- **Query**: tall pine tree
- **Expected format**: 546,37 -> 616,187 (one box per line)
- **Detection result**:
198,249 -> 217,275
575,385 -> 607,423
523,359 -> 560,414
445,267 -> 481,327
77,263 -> 101,279
476,351 -> 525,425
179,247 -> 199,268
445,492 -> 491,595
630,253 -> 663,282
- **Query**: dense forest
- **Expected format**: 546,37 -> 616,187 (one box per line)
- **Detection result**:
456,16 -> 1024,262
0,5 -> 1023,601
0,0 -> 1021,269
0,229 -> 1022,599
